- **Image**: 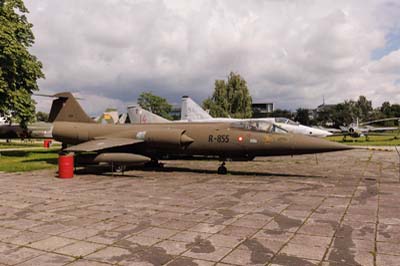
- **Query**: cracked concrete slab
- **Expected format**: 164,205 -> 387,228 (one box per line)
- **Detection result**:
0,149 -> 399,265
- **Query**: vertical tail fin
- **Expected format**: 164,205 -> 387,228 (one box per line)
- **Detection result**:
48,92 -> 94,123
118,113 -> 128,124
127,105 -> 170,124
97,110 -> 119,124
181,96 -> 213,121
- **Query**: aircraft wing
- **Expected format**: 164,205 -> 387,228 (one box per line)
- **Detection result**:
65,138 -> 143,152
360,117 -> 400,126
366,126 -> 398,132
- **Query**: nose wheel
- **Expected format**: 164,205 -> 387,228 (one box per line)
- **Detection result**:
144,159 -> 164,169
217,162 -> 228,175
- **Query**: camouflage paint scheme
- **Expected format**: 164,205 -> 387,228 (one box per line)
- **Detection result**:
50,92 -> 351,165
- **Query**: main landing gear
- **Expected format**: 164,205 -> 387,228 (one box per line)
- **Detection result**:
110,162 -> 126,176
217,162 -> 227,175
144,159 -> 164,169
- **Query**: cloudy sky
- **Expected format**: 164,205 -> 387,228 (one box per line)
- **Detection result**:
27,0 -> 400,115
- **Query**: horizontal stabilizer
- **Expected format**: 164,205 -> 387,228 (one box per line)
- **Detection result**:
65,138 -> 143,152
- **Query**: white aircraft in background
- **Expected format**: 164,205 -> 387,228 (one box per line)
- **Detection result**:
180,96 -> 332,137
0,114 -> 11,125
127,97 -> 332,137
127,105 -> 169,124
95,109 -> 128,124
336,117 -> 399,140
127,104 -> 287,134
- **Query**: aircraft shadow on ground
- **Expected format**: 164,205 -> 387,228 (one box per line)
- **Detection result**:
143,166 -> 325,179
72,164 -> 325,179
73,166 -> 143,178
1,150 -> 31,157
1,150 -> 56,157
22,158 -> 58,165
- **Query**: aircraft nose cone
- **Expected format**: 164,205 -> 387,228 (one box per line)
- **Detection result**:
309,127 -> 332,137
290,134 -> 352,154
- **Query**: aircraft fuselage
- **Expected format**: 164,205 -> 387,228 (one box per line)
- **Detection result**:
53,121 -> 350,160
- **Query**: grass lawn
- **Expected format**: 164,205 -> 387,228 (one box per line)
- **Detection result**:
327,134 -> 400,146
0,148 -> 60,172
0,140 -> 60,149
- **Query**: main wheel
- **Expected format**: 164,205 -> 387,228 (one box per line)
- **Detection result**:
144,160 -> 164,169
217,165 -> 227,175
115,165 -> 126,172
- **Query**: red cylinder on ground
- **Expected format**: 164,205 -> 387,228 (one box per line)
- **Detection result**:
43,139 -> 50,148
43,139 -> 52,148
58,154 -> 74,178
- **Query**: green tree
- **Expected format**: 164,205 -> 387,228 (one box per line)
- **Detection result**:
0,0 -> 44,128
355,95 -> 372,121
295,108 -> 310,125
137,92 -> 172,120
203,72 -> 252,118
391,104 -> 400,117
331,101 -> 356,127
35,111 -> 48,122
380,101 -> 392,117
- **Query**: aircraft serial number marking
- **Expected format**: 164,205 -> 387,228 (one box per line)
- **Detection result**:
208,135 -> 230,143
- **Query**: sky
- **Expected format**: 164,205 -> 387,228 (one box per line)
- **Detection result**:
26,0 -> 400,115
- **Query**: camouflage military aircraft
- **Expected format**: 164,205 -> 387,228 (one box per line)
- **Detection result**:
50,92 -> 351,174
0,113 -> 53,140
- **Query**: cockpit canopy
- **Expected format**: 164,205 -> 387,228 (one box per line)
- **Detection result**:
274,117 -> 298,125
231,120 -> 287,133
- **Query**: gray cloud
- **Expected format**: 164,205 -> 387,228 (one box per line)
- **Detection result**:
26,0 -> 400,115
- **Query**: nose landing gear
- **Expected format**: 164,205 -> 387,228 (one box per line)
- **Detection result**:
217,162 -> 227,175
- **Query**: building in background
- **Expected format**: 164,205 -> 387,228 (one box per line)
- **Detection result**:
252,102 -> 274,118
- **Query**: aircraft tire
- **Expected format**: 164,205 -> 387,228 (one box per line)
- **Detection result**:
217,165 -> 227,175
115,165 -> 126,172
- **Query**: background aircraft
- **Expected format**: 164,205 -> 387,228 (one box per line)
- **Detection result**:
127,97 -> 327,136
180,96 -> 332,137
0,122 -> 53,140
95,109 -> 128,124
50,92 -> 350,174
0,115 -> 9,125
128,105 -> 287,133
0,112 -> 53,140
336,118 -> 399,140
127,105 -> 169,124
0,107 -> 130,141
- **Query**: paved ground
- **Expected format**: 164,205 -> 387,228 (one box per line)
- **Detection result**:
0,149 -> 399,265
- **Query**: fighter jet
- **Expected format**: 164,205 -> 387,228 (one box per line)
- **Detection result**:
180,96 -> 332,137
127,104 -> 169,124
0,115 -> 8,125
94,108 -> 129,124
50,92 -> 351,174
0,112 -> 53,140
337,118 -> 399,140
0,122 -> 53,140
128,105 -> 287,134
128,97 -> 331,137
